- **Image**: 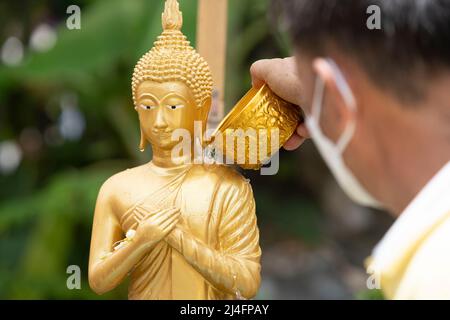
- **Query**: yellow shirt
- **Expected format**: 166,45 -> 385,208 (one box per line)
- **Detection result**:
367,162 -> 450,299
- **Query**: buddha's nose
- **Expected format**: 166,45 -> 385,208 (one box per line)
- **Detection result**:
154,108 -> 168,130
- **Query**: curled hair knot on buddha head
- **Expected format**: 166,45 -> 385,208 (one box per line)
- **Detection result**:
131,0 -> 213,109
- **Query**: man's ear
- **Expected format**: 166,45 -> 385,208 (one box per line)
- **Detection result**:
312,58 -> 356,142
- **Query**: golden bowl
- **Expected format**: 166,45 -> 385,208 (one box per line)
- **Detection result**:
210,84 -> 302,170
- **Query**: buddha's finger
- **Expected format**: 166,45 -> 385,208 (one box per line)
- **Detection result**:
139,205 -> 171,214
161,214 -> 180,228
154,209 -> 180,225
159,215 -> 181,232
159,221 -> 179,240
153,207 -> 180,220
135,205 -> 159,217
140,206 -> 176,220
134,207 -> 147,220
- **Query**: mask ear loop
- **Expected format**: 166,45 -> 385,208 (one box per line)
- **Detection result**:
325,58 -> 357,154
336,113 -> 356,154
310,71 -> 355,154
311,76 -> 325,120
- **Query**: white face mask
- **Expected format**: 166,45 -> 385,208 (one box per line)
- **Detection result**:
305,59 -> 382,209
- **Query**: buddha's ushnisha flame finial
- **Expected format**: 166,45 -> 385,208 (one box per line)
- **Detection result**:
131,0 -> 213,109
162,0 -> 183,31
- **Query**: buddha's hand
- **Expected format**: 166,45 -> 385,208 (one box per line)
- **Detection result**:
134,207 -> 181,249
250,57 -> 310,151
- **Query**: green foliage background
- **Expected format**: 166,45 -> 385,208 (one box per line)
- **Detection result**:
0,0 -> 387,299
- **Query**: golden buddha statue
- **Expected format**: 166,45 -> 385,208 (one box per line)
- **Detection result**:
88,0 -> 261,300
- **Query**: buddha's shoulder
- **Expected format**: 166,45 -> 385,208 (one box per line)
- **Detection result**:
187,164 -> 251,190
97,164 -> 149,196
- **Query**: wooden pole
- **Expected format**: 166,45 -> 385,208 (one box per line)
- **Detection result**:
196,0 -> 228,129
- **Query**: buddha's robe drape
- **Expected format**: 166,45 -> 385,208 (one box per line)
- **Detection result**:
120,164 -> 261,300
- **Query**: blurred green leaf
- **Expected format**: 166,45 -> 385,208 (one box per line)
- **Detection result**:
0,0 -> 353,300
356,289 -> 385,300
14,0 -> 150,81
0,161 -> 128,299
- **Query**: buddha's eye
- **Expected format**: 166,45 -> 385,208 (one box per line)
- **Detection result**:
139,104 -> 156,110
166,104 -> 184,110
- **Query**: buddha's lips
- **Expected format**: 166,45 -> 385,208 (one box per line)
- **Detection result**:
153,130 -> 173,137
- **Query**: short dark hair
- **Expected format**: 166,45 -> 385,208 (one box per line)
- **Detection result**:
274,0 -> 450,103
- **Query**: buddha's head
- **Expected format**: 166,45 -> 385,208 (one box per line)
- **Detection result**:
132,0 -> 213,152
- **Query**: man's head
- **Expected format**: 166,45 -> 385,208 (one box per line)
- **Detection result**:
276,0 -> 450,213
277,0 -> 450,103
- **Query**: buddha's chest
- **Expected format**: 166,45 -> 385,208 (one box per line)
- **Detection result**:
176,183 -> 219,242
116,177 -> 220,244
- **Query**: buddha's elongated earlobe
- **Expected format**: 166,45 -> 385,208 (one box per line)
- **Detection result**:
139,127 -> 147,152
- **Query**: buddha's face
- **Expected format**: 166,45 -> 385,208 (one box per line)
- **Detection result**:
136,81 -> 210,151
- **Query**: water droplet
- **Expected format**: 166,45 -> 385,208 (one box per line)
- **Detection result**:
58,93 -> 85,141
1,37 -> 23,66
30,24 -> 57,52
235,289 -> 246,300
0,141 -> 22,174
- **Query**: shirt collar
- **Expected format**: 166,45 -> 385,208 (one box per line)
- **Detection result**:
371,161 -> 450,270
